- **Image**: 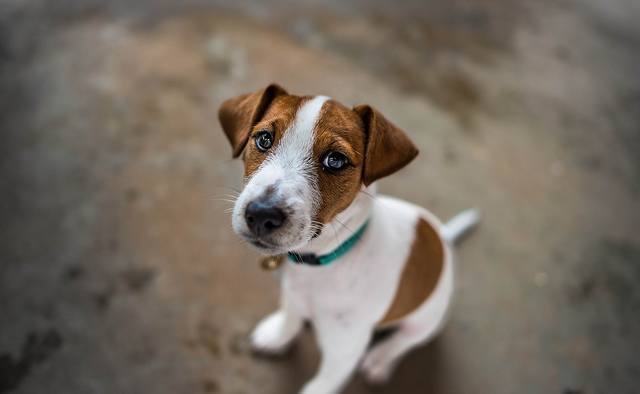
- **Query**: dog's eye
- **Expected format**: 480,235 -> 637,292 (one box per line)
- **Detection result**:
322,151 -> 349,172
255,131 -> 273,152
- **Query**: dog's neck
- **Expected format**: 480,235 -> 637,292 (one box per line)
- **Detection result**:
293,184 -> 376,256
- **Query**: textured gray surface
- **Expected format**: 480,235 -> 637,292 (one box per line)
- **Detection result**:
1,1 -> 639,393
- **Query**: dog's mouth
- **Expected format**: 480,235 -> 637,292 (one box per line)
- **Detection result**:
240,232 -> 288,254
239,223 -> 322,254
248,237 -> 276,249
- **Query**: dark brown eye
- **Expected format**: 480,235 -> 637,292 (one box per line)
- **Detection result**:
255,131 -> 273,152
322,151 -> 349,171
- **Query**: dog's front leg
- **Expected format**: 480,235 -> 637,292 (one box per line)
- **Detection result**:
300,321 -> 372,394
251,290 -> 304,354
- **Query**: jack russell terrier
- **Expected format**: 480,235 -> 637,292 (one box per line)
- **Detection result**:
218,84 -> 478,394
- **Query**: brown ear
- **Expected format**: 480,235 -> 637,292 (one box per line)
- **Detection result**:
218,84 -> 288,157
354,105 -> 419,186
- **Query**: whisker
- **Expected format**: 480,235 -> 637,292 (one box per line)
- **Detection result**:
210,189 -> 241,201
214,186 -> 242,194
309,220 -> 325,237
330,221 -> 340,247
334,217 -> 356,236
212,198 -> 238,203
211,193 -> 239,203
212,193 -> 240,199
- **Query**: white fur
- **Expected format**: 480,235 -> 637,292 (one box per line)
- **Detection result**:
232,96 -> 329,254
251,192 -> 463,394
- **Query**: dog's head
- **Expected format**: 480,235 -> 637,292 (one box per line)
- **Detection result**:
219,84 -> 418,254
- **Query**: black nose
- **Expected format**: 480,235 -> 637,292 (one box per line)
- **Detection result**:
245,200 -> 286,236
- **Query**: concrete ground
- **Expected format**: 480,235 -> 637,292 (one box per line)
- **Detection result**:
1,0 -> 639,393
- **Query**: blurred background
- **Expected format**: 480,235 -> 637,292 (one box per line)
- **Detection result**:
1,0 -> 639,393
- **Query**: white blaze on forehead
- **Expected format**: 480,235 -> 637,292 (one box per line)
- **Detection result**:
293,95 -> 330,139
269,95 -> 330,170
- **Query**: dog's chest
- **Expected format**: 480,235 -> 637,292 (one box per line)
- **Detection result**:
284,262 -> 391,324
283,200 -> 421,324
282,196 -> 447,327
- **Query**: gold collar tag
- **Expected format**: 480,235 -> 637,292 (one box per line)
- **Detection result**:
260,255 -> 284,271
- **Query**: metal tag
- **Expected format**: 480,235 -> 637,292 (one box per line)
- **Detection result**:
260,255 -> 284,271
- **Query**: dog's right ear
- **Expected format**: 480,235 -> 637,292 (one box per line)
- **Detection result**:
218,84 -> 288,158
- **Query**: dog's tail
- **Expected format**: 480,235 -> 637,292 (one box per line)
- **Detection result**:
441,209 -> 480,244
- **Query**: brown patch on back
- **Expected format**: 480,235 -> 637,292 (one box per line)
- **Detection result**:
378,217 -> 445,326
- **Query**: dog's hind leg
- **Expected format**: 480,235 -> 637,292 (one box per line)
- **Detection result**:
361,247 -> 454,384
360,316 -> 444,384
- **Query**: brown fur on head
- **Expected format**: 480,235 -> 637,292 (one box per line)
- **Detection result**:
219,84 -> 418,252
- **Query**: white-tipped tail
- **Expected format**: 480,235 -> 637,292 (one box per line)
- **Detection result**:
441,209 -> 480,243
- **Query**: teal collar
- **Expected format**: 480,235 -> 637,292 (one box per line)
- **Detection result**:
287,219 -> 370,266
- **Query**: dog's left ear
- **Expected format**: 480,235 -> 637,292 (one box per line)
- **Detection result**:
218,84 -> 288,158
354,105 -> 419,186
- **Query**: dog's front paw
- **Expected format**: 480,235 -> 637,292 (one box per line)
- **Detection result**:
360,347 -> 394,385
250,311 -> 297,355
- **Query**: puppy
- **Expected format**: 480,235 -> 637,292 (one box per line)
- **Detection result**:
219,84 -> 478,394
